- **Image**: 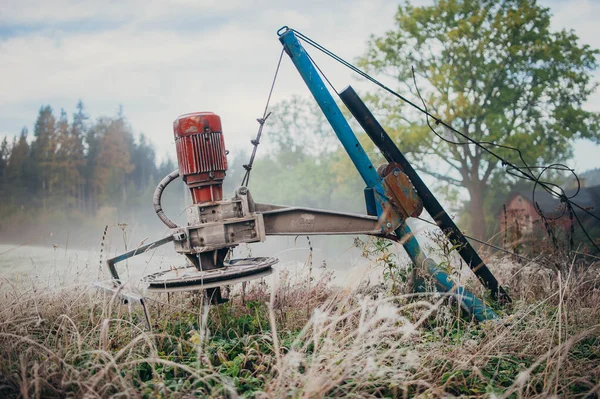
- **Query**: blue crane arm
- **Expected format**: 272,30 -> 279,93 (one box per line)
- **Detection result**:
278,28 -> 497,321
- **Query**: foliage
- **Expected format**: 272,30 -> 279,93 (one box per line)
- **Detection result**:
0,102 -> 179,237
0,255 -> 599,398
358,0 -> 600,239
355,236 -> 413,294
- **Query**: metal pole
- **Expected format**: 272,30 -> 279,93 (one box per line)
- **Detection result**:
279,29 -> 497,320
278,30 -> 379,188
339,85 -> 510,303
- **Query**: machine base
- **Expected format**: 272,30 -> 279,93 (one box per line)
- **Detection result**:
143,257 -> 277,292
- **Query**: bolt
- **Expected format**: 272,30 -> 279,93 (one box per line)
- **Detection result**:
238,187 -> 248,195
386,222 -> 392,228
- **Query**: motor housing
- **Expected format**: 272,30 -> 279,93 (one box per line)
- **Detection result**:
171,112 -> 264,289
174,112 -> 228,203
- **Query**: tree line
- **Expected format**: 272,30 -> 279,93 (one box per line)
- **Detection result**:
0,102 -> 176,221
2,0 -> 598,248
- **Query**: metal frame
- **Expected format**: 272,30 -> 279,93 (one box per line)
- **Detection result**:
107,235 -> 175,283
94,281 -> 152,329
97,28 -> 500,324
278,28 -> 497,321
339,86 -> 509,303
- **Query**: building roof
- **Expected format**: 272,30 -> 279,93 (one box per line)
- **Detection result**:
504,184 -> 600,218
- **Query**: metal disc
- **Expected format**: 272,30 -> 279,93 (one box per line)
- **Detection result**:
143,256 -> 277,292
146,269 -> 274,293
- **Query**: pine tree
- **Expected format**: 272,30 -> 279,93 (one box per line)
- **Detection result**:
90,116 -> 135,207
31,105 -> 58,209
0,137 -> 10,196
70,101 -> 87,209
6,128 -> 32,205
84,120 -> 100,212
53,110 -> 70,204
130,133 -> 157,190
52,109 -> 85,209
0,137 -> 9,176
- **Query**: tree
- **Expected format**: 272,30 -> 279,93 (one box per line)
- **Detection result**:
6,128 -> 32,204
31,105 -> 58,209
130,133 -> 158,190
358,0 -> 600,239
0,137 -> 9,183
267,95 -> 339,162
0,137 -> 10,202
92,117 -> 135,206
53,109 -> 85,208
246,96 -> 365,212
84,118 -> 101,212
71,100 -> 88,208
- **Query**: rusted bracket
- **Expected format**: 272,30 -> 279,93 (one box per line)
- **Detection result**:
378,163 -> 423,219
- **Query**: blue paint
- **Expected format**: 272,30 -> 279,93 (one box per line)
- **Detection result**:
397,223 -> 497,320
279,31 -> 380,188
279,28 -> 497,321
364,188 -> 377,216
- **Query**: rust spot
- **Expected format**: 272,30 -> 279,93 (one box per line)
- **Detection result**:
381,162 -> 423,219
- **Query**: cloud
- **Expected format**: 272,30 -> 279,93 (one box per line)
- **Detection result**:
0,0 -> 599,171
0,0 -> 256,28
0,0 -> 399,160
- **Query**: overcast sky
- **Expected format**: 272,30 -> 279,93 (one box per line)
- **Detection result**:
1,0 -> 599,173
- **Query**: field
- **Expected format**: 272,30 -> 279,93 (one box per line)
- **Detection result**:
0,241 -> 599,398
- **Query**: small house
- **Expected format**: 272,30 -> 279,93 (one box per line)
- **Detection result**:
500,185 -> 600,250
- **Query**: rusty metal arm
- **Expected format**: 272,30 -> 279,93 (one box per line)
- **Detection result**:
255,203 -> 383,236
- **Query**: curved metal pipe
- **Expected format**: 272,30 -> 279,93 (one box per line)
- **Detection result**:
153,169 -> 180,229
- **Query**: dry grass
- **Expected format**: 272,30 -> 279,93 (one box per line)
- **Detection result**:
0,256 -> 599,398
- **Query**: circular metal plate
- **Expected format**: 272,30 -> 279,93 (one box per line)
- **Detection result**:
143,257 -> 277,292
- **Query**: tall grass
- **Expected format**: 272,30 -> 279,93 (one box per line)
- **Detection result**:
0,256 -> 599,398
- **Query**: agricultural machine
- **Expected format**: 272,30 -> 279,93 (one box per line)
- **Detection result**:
99,27 -> 508,323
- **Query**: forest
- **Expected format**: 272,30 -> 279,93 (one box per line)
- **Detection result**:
0,102 -> 180,243
0,97 -> 369,246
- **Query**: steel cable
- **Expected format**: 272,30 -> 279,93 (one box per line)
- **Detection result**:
278,27 -> 600,253
241,48 -> 285,187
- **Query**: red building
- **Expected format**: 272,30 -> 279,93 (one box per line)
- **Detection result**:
500,185 -> 600,250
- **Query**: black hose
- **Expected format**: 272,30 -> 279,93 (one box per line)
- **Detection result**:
153,169 -> 180,229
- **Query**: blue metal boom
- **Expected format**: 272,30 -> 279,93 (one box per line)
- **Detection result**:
278,28 -> 497,321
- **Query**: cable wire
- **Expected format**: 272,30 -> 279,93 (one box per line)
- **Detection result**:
241,48 -> 285,187
414,215 -> 534,264
279,27 -> 600,253
285,28 -> 599,219
411,66 -> 599,253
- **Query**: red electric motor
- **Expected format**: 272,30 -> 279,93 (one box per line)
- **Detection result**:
173,112 -> 228,204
